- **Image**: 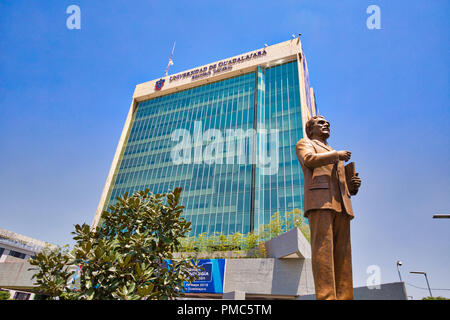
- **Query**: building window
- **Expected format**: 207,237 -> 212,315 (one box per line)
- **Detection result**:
8,250 -> 26,259
0,247 -> 5,257
13,292 -> 31,300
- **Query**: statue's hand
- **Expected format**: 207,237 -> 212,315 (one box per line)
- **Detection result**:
349,173 -> 361,195
337,150 -> 352,162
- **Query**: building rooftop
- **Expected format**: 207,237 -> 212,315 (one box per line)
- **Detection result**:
0,228 -> 55,253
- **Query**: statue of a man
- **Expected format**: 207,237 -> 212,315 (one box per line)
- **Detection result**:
295,115 -> 361,300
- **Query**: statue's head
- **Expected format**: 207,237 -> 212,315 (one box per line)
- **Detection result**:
305,115 -> 330,140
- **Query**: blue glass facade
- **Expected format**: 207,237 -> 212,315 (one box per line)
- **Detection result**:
254,62 -> 304,230
104,61 -> 304,237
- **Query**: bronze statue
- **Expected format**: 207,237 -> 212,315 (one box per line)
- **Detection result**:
296,115 -> 361,300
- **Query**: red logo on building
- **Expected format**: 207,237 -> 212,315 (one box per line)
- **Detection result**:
155,79 -> 165,91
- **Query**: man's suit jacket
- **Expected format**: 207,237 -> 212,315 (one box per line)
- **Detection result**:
295,138 -> 354,219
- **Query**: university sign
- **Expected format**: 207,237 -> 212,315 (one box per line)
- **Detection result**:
183,259 -> 225,294
169,49 -> 267,83
163,259 -> 225,294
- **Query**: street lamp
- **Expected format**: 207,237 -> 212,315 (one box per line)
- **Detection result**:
396,260 -> 403,282
410,271 -> 433,297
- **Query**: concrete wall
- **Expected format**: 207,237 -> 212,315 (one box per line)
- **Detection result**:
265,227 -> 311,259
0,262 -> 37,290
223,258 -> 315,297
296,282 -> 408,300
354,282 -> 408,300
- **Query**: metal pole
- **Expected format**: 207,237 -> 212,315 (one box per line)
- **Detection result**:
423,273 -> 433,297
397,265 -> 402,282
433,214 -> 450,219
410,271 -> 433,298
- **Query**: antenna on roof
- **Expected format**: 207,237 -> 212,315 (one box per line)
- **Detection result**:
165,41 -> 176,77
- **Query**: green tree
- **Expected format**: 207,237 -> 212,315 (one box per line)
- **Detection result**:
0,290 -> 11,300
178,209 -> 310,256
227,232 -> 243,251
422,296 -> 449,300
244,231 -> 260,251
28,245 -> 74,299
29,187 -> 199,300
179,235 -> 196,253
258,209 -> 310,243
286,208 -> 310,243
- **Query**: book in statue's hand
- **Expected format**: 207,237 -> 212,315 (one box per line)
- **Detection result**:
345,162 -> 355,184
345,162 -> 358,195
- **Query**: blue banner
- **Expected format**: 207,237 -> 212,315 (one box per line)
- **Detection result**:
183,259 -> 226,294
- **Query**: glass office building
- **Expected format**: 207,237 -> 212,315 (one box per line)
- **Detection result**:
93,39 -> 318,237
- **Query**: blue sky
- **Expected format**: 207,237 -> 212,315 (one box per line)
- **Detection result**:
0,0 -> 449,299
